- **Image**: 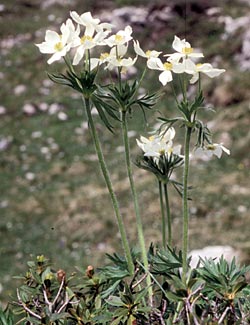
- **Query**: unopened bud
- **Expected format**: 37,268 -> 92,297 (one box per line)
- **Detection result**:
86,265 -> 94,278
57,269 -> 66,283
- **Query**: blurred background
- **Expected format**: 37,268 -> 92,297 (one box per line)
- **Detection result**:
0,0 -> 249,304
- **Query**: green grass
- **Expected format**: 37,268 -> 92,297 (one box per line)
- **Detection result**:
0,0 -> 250,305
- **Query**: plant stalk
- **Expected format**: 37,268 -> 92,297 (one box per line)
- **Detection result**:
182,126 -> 192,282
84,97 -> 134,275
158,181 -> 166,248
121,110 -> 153,304
164,182 -> 172,247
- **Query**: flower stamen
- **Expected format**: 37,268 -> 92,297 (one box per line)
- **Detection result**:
163,62 -> 173,70
81,35 -> 93,44
182,47 -> 193,55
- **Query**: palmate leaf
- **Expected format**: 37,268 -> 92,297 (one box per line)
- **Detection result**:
151,247 -> 183,276
157,116 -> 185,131
195,119 -> 211,147
189,91 -> 204,115
0,305 -> 14,325
91,97 -> 115,133
92,93 -> 120,122
130,91 -> 161,111
48,72 -> 83,93
98,81 -> 159,117
48,67 -> 98,97
177,98 -> 190,120
101,279 -> 121,299
197,256 -> 250,297
170,180 -> 192,200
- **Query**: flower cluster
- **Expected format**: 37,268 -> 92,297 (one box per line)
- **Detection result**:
135,35 -> 225,85
36,11 -> 136,72
36,11 -> 225,85
136,127 -> 184,185
137,127 -> 181,161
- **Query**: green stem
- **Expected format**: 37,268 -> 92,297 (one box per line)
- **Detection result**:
121,110 -> 153,304
182,126 -> 192,282
158,181 -> 166,248
84,97 -> 134,275
164,183 -> 172,247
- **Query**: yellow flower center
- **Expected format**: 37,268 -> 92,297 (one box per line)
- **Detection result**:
100,52 -> 109,61
159,149 -> 165,155
115,34 -> 123,42
182,47 -> 193,55
163,62 -> 173,70
206,144 -> 215,151
145,50 -> 151,57
168,147 -> 173,154
148,136 -> 155,141
54,42 -> 63,51
81,35 -> 93,44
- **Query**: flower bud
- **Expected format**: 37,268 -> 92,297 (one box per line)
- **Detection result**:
86,265 -> 94,278
57,269 -> 66,283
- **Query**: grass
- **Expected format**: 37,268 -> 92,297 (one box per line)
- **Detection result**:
0,0 -> 250,305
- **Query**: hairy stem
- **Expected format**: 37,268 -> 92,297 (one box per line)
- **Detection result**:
158,181 -> 166,248
164,183 -> 172,247
182,126 -> 192,282
84,97 -> 134,275
121,110 -> 153,304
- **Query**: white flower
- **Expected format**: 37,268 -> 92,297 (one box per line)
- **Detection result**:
133,40 -> 161,65
195,143 -> 230,159
70,11 -> 100,36
70,11 -> 112,34
147,57 -> 187,86
158,126 -> 176,142
136,127 -> 178,159
94,44 -> 137,71
165,35 -> 204,63
72,30 -> 108,65
105,26 -> 133,47
63,18 -> 81,47
183,59 -> 226,84
147,58 -> 173,85
36,19 -> 78,64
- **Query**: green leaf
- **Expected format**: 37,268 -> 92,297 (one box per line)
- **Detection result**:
50,312 -> 69,321
95,294 -> 102,310
101,280 -> 121,299
165,291 -> 184,302
111,315 -> 124,325
91,98 -> 115,133
106,295 -> 125,307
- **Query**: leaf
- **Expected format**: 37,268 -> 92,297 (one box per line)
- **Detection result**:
111,315 -> 124,325
92,98 -> 115,133
134,288 -> 148,304
165,291 -> 184,302
95,294 -> 102,310
106,296 -> 125,307
50,312 -> 69,321
101,280 -> 121,299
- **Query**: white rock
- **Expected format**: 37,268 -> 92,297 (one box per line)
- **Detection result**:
0,136 -> 12,151
49,103 -> 61,115
58,111 -> 68,121
31,131 -> 42,138
0,106 -> 6,115
189,245 -> 239,268
23,103 -> 36,115
38,102 -> 49,112
14,84 -> 27,95
25,172 -> 36,181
